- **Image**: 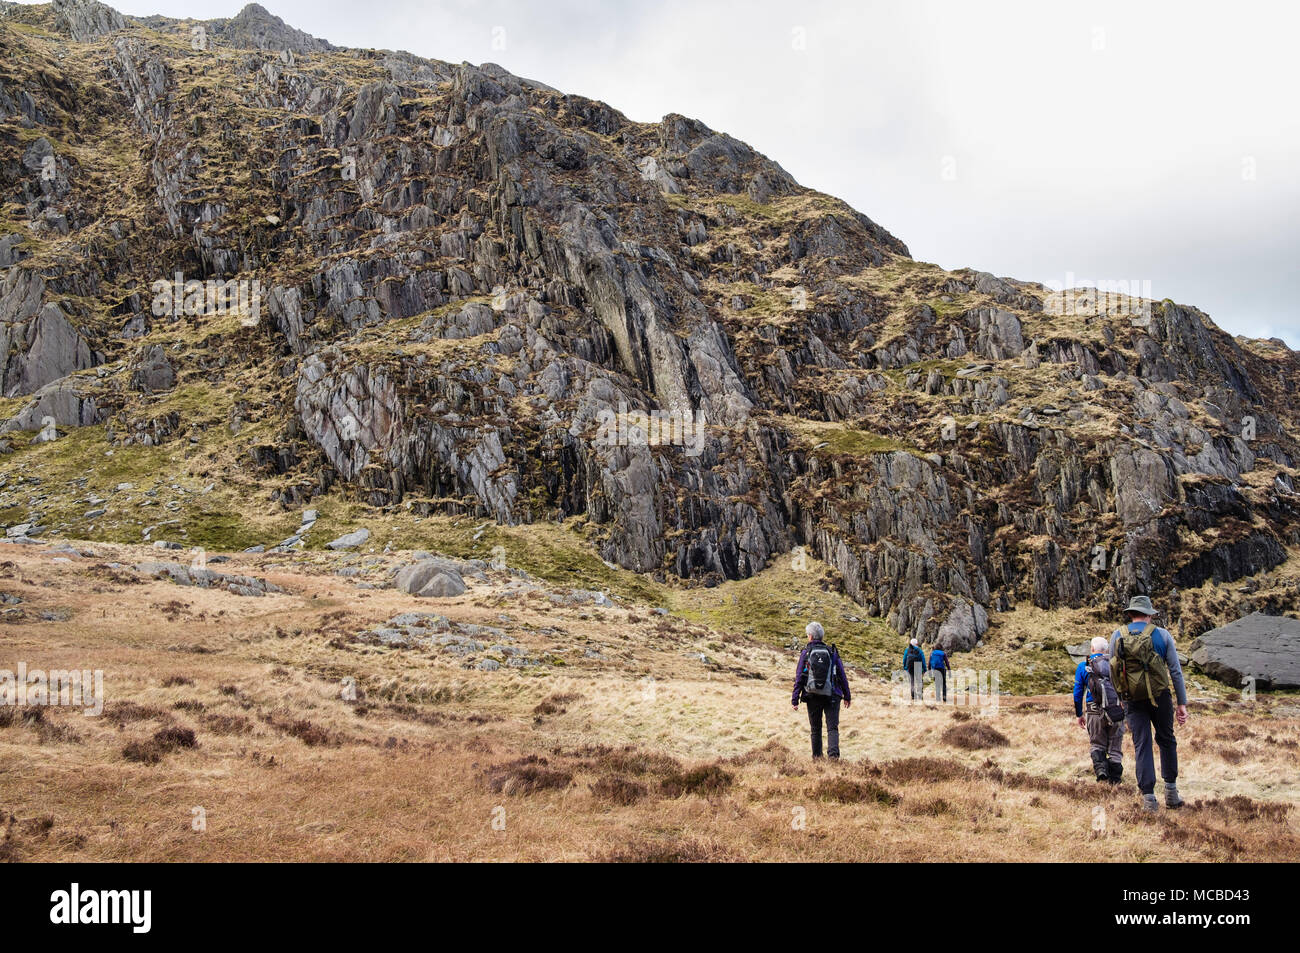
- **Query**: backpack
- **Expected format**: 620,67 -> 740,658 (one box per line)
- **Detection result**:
1110,623 -> 1172,704
804,643 -> 837,697
930,649 -> 948,672
1085,655 -> 1125,725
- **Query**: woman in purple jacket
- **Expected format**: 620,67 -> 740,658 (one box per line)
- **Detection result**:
792,622 -> 851,758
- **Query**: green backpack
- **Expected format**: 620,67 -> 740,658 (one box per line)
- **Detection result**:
1110,622 -> 1172,703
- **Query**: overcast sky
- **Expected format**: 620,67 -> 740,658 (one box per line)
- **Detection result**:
35,0 -> 1300,346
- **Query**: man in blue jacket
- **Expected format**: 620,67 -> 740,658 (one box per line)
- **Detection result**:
929,645 -> 949,703
792,622 -> 851,758
1074,636 -> 1124,784
1109,596 -> 1190,812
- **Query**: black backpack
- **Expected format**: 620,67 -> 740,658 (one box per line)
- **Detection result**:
804,643 -> 837,697
1086,655 -> 1125,726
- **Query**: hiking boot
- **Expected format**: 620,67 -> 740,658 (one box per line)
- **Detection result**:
1106,761 -> 1123,785
1141,793 -> 1159,813
1164,782 -> 1184,809
1090,751 -> 1109,782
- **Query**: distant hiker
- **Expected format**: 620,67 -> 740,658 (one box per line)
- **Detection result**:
902,638 -> 927,702
1074,635 -> 1125,784
929,645 -> 949,703
792,622 -> 851,759
1109,595 -> 1190,812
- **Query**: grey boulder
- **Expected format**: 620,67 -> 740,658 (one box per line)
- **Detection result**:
394,560 -> 466,598
1189,612 -> 1300,690
327,528 -> 370,550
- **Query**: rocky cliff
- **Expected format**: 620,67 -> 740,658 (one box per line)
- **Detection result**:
2,0 -> 1298,650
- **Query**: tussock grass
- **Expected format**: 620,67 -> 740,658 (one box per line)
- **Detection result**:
591,776 -> 649,805
483,756 -> 573,796
941,722 -> 1010,750
811,777 -> 899,805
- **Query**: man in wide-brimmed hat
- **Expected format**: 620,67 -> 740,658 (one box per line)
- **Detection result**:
1108,595 -> 1190,813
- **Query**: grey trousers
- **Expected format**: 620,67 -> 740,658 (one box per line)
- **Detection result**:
1086,706 -> 1125,761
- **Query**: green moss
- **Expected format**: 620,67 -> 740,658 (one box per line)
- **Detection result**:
178,508 -> 293,551
928,296 -> 971,319
714,280 -> 793,319
798,423 -> 914,456
887,357 -> 965,381
1,424 -> 171,489
301,500 -> 669,605
672,556 -> 901,672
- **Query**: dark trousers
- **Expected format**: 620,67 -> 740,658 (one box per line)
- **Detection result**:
1125,693 -> 1178,795
805,695 -> 841,758
933,669 -> 947,702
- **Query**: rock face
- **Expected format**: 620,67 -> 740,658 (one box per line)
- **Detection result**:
1,378 -> 101,432
128,344 -> 175,394
1,2 -> 1299,647
210,3 -> 335,54
1189,612 -> 1300,690
51,0 -> 124,42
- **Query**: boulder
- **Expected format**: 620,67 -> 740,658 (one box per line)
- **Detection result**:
394,560 -> 466,598
1189,612 -> 1300,690
6,304 -> 94,397
327,528 -> 370,550
931,597 -> 988,653
1065,642 -> 1091,666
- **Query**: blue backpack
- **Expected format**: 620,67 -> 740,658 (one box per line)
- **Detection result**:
930,649 -> 948,671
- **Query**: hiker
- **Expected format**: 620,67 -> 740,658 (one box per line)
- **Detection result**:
1109,595 -> 1190,812
929,644 -> 949,703
1074,636 -> 1125,784
902,638 -> 927,702
791,622 -> 851,758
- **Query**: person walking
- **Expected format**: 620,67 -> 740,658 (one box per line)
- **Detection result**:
902,638 -> 927,702
1109,595 -> 1189,812
929,644 -> 950,703
792,622 -> 851,758
1074,635 -> 1125,784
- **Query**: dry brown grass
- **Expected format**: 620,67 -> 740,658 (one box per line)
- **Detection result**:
0,540 -> 1297,862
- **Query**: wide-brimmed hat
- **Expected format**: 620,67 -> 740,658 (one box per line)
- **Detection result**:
1123,594 -> 1157,617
